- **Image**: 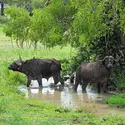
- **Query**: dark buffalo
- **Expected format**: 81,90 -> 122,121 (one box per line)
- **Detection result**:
8,58 -> 64,87
74,56 -> 117,93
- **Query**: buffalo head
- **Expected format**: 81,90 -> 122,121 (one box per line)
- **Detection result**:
8,59 -> 23,71
102,56 -> 116,70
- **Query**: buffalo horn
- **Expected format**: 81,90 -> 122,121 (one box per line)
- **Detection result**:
14,60 -> 22,66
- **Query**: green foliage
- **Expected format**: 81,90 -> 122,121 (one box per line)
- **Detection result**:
70,45 -> 95,72
4,1 -> 76,48
4,7 -> 30,48
29,8 -> 55,47
3,0 -> 125,53
31,0 -> 48,9
0,16 -> 9,24
0,61 -> 26,86
4,0 -> 31,4
55,107 -> 71,113
106,94 -> 125,107
61,59 -> 71,75
71,0 -> 107,47
38,0 -> 76,47
111,70 -> 125,89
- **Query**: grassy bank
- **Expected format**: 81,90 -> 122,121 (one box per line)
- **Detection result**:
1,85 -> 125,125
0,29 -> 125,124
106,93 -> 125,108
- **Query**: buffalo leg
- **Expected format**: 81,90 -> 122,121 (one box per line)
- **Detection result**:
74,81 -> 79,91
102,81 -> 108,93
74,70 -> 82,91
82,82 -> 88,91
58,73 -> 64,85
70,73 -> 75,84
60,77 -> 64,85
27,76 -> 32,87
101,78 -> 108,93
74,72 -> 80,91
53,72 -> 64,85
60,79 -> 64,85
96,82 -> 101,93
37,75 -> 42,87
53,74 -> 61,85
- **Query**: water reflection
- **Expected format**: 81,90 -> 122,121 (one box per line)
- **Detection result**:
18,78 -> 125,117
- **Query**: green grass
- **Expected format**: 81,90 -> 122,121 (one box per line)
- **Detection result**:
0,87 -> 125,125
0,37 -> 75,61
0,26 -> 125,124
106,94 -> 125,108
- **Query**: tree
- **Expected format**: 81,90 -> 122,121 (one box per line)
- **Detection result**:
1,1 -> 4,16
4,7 -> 30,48
4,0 -> 125,61
28,0 -> 76,48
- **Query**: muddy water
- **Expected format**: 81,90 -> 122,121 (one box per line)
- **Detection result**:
18,78 -> 125,117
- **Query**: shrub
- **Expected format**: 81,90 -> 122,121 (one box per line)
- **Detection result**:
0,16 -> 9,24
110,70 -> 125,90
70,45 -> 95,73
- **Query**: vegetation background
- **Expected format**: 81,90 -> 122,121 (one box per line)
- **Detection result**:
0,0 -> 125,124
1,0 -> 125,89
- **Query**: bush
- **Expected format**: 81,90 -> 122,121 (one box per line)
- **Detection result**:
70,45 -> 95,73
110,70 -> 125,90
61,59 -> 71,75
0,16 -> 9,24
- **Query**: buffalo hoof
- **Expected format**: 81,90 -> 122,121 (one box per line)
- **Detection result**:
73,88 -> 77,92
97,90 -> 101,93
39,85 -> 43,88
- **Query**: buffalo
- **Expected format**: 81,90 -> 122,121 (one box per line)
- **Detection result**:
8,58 -> 64,87
74,56 -> 117,93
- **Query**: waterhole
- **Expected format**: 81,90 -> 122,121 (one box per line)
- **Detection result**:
18,77 -> 125,117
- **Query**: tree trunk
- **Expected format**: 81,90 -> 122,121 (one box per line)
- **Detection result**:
1,1 -> 4,16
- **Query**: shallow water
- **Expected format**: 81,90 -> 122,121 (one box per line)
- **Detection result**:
18,78 -> 125,117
